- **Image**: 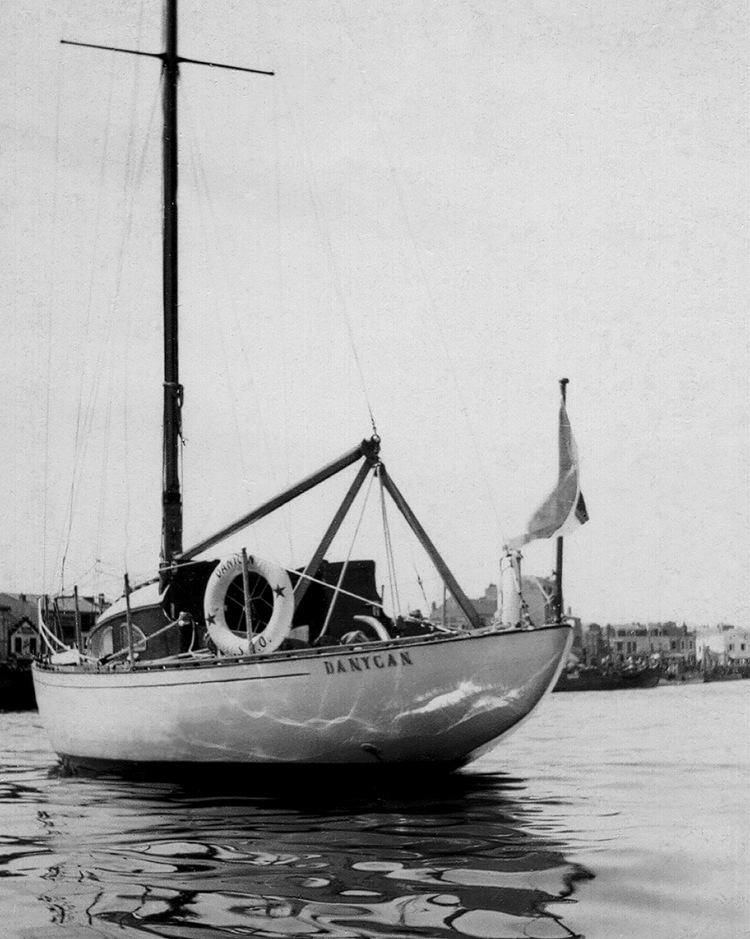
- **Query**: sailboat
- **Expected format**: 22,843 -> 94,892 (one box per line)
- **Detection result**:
33,1 -> 573,772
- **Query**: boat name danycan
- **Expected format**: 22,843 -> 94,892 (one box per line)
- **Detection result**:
323,650 -> 414,675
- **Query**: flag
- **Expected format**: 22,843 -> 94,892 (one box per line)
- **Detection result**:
507,398 -> 589,549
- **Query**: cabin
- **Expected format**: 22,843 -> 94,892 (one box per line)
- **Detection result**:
86,556 -> 437,663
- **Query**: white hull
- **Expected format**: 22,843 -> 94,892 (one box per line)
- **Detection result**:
33,625 -> 571,767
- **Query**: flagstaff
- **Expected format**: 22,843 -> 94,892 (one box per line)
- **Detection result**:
555,377 -> 569,622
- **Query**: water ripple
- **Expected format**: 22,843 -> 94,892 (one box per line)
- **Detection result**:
4,683 -> 749,937
0,720 -> 590,938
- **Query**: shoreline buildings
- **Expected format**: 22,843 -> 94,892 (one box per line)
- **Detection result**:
0,593 -> 104,709
433,582 -> 750,677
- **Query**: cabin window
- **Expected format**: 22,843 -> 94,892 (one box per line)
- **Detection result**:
13,637 -> 23,654
88,625 -> 113,659
87,622 -> 147,659
29,638 -> 37,656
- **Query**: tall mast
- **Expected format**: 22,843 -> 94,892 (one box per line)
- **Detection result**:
555,377 -> 569,622
161,0 -> 183,568
61,1 -> 274,579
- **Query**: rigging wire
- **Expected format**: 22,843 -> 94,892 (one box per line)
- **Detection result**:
57,62 -> 160,591
270,73 -> 297,560
59,48 -> 122,592
121,2 -> 149,574
319,468 -> 376,637
377,467 -> 402,618
43,5 -> 70,591
180,87 -> 296,563
333,2 -> 508,547
253,3 -> 378,440
413,564 -> 430,615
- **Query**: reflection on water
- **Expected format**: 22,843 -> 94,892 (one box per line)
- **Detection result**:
0,715 -> 590,939
4,683 -> 749,937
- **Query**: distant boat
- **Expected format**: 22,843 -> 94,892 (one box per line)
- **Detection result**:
32,0 -> 572,773
703,669 -> 747,683
553,665 -> 660,692
661,669 -> 703,685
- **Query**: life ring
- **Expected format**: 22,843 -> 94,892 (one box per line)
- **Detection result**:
203,554 -> 294,655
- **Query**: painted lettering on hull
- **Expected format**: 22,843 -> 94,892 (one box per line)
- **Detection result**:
324,651 -> 413,675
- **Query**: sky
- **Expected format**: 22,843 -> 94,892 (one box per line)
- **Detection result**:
1,0 -> 747,627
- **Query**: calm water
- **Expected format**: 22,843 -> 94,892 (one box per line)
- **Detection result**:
1,682 -> 747,939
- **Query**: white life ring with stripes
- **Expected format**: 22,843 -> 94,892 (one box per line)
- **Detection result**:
203,554 -> 294,655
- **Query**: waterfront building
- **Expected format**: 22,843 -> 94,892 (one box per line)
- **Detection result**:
0,592 -> 104,664
602,622 -> 697,670
571,621 -> 609,664
556,621 -> 698,675
723,628 -> 750,665
430,577 -> 556,629
0,594 -> 42,665
696,626 -> 750,668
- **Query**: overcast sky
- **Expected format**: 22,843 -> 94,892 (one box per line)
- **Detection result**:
1,0 -> 747,626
